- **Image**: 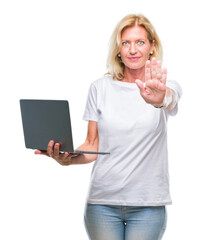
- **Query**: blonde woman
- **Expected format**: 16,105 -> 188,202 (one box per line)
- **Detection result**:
36,14 -> 182,240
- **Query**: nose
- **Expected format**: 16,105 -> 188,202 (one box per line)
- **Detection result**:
129,42 -> 137,54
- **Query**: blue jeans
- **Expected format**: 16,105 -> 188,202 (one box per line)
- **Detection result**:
84,204 -> 167,240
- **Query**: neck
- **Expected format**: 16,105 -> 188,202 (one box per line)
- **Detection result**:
122,66 -> 145,83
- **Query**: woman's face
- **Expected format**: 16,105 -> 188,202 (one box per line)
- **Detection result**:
120,25 -> 154,71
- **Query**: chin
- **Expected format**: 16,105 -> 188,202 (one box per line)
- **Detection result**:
127,63 -> 145,70
123,59 -> 146,70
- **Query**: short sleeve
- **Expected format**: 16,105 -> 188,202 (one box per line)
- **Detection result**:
166,80 -> 182,116
83,82 -> 99,122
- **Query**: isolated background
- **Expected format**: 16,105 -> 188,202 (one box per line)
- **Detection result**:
0,0 -> 201,239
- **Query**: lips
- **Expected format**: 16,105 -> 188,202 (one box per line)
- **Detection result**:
128,57 -> 140,60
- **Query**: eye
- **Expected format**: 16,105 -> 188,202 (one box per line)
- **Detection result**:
137,40 -> 145,45
122,41 -> 129,46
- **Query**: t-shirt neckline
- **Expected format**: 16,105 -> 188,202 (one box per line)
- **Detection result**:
109,77 -> 138,89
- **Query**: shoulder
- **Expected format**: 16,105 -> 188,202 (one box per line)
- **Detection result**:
91,75 -> 113,89
87,75 -> 113,99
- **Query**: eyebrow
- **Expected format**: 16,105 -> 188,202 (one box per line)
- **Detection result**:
121,38 -> 147,42
121,37 -> 149,41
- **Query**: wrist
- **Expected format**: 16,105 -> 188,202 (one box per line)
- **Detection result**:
153,95 -> 167,108
153,94 -> 173,109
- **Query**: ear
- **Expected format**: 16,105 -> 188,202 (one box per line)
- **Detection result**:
150,40 -> 155,53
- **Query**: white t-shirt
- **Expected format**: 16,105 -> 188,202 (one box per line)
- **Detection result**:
83,75 -> 182,206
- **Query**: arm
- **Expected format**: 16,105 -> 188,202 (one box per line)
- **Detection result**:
72,120 -> 99,164
35,121 -> 99,166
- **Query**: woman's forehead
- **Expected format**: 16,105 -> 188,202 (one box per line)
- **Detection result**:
121,25 -> 148,40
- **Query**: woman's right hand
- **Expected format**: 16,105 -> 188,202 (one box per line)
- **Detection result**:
34,140 -> 79,166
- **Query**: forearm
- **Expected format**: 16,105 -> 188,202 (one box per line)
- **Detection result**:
166,87 -> 179,110
69,152 -> 97,165
70,138 -> 99,165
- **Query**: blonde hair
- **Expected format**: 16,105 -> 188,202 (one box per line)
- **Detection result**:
106,14 -> 163,80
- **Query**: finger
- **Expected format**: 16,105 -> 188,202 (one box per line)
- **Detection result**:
161,68 -> 167,84
136,79 -> 151,95
54,143 -> 60,156
151,58 -> 157,79
35,149 -> 42,154
47,140 -> 54,156
135,79 -> 145,91
69,153 -> 79,158
145,60 -> 151,81
156,61 -> 162,80
34,149 -> 49,156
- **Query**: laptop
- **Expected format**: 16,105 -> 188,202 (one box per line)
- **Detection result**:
20,99 -> 110,155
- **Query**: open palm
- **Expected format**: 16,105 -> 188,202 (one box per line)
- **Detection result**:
135,58 -> 167,106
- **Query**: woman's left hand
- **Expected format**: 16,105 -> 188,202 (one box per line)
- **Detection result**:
135,58 -> 167,106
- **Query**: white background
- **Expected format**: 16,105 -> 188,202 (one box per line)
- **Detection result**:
0,0 -> 201,239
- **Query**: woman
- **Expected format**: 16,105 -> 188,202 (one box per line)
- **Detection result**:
35,14 -> 182,240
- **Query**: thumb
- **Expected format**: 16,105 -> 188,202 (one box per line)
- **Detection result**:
34,149 -> 48,156
135,79 -> 145,91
